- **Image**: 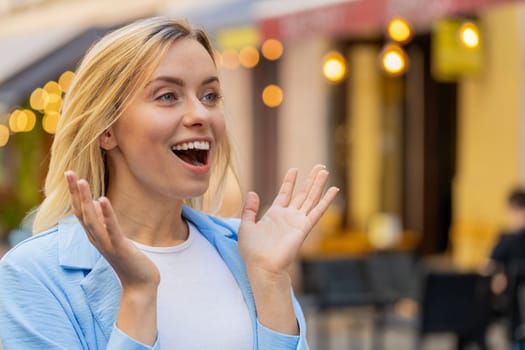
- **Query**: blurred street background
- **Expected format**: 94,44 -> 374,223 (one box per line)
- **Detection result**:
2,0 -> 525,349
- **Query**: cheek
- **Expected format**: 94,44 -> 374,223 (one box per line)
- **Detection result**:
213,113 -> 226,141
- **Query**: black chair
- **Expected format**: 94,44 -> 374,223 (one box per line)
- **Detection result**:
302,257 -> 375,350
366,251 -> 419,304
366,251 -> 419,350
417,271 -> 492,350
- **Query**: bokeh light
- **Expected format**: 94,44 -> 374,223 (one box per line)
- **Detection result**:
0,125 -> 9,147
58,71 -> 75,92
380,44 -> 409,76
44,93 -> 63,113
222,49 -> 240,69
323,51 -> 347,82
262,39 -> 284,60
43,81 -> 62,95
42,112 -> 60,134
387,17 -> 413,44
262,84 -> 283,108
239,47 -> 260,68
9,109 -> 36,133
9,110 -> 26,133
459,22 -> 480,49
22,109 -> 36,132
29,88 -> 49,111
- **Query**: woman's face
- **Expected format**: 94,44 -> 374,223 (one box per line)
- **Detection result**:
105,38 -> 225,201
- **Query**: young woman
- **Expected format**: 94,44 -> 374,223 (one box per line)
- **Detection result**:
0,17 -> 338,349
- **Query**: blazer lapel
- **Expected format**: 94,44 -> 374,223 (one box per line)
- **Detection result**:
57,216 -> 121,340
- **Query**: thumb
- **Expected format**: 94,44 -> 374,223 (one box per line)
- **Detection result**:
241,191 -> 260,224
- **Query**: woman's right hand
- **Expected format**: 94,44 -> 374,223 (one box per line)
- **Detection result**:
65,171 -> 160,289
65,170 -> 159,345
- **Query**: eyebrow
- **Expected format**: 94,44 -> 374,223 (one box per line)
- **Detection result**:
146,76 -> 219,88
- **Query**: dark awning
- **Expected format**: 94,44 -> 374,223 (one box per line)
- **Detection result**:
0,26 -> 115,113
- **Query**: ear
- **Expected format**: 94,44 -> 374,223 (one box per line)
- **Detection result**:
99,128 -> 118,150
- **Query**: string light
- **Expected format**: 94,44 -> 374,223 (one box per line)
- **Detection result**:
322,51 -> 347,82
387,17 -> 413,44
380,44 -> 409,76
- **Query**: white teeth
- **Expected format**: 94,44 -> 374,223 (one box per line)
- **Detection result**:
172,141 -> 210,151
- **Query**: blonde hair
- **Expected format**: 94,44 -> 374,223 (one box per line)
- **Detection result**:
33,17 -> 239,234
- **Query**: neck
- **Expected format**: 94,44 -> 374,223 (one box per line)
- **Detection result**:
106,185 -> 188,247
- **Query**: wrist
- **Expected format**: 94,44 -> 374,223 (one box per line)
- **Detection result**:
246,265 -> 291,289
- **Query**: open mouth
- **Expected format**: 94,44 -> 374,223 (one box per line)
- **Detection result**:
171,140 -> 210,167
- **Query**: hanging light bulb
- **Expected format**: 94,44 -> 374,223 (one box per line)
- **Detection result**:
380,44 -> 409,76
458,21 -> 480,49
322,51 -> 347,82
387,17 -> 413,44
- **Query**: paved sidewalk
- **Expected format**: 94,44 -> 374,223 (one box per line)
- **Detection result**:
304,307 -> 510,350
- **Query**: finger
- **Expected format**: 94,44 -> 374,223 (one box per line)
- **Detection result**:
300,169 -> 329,215
272,168 -> 298,207
99,197 -> 124,245
241,192 -> 260,225
306,187 -> 340,227
77,179 -> 110,246
290,164 -> 326,209
65,171 -> 82,216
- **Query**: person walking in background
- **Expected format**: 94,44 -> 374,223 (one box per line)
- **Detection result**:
0,17 -> 338,349
487,188 -> 525,349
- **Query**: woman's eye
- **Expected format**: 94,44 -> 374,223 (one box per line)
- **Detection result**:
157,92 -> 177,103
202,92 -> 221,104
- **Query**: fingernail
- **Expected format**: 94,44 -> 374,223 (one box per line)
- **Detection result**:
64,171 -> 72,179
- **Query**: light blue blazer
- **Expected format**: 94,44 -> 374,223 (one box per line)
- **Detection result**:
0,206 -> 309,349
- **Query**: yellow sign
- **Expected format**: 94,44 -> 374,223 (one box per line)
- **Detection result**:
215,26 -> 260,50
432,19 -> 482,81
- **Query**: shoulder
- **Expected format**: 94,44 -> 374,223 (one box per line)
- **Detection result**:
1,226 -> 60,270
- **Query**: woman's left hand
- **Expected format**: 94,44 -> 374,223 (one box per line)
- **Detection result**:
238,164 -> 339,277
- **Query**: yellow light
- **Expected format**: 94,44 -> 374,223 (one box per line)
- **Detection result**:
43,81 -> 62,95
58,71 -> 75,92
0,125 -> 9,147
459,22 -> 480,49
387,17 -> 413,44
239,47 -> 260,68
43,112 -> 60,134
21,109 -> 36,132
381,44 -> 409,76
222,49 -> 240,69
322,51 -> 347,82
9,110 -> 27,133
44,93 -> 63,113
261,39 -> 284,60
29,88 -> 49,111
262,84 -> 283,108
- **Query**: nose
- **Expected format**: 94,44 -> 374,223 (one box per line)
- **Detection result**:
182,96 -> 209,127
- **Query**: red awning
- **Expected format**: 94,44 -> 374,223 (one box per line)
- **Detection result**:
258,0 -> 519,41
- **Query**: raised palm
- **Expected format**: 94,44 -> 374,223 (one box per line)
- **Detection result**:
238,165 -> 339,275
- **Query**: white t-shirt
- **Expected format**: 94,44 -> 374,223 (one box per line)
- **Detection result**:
133,222 -> 253,350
